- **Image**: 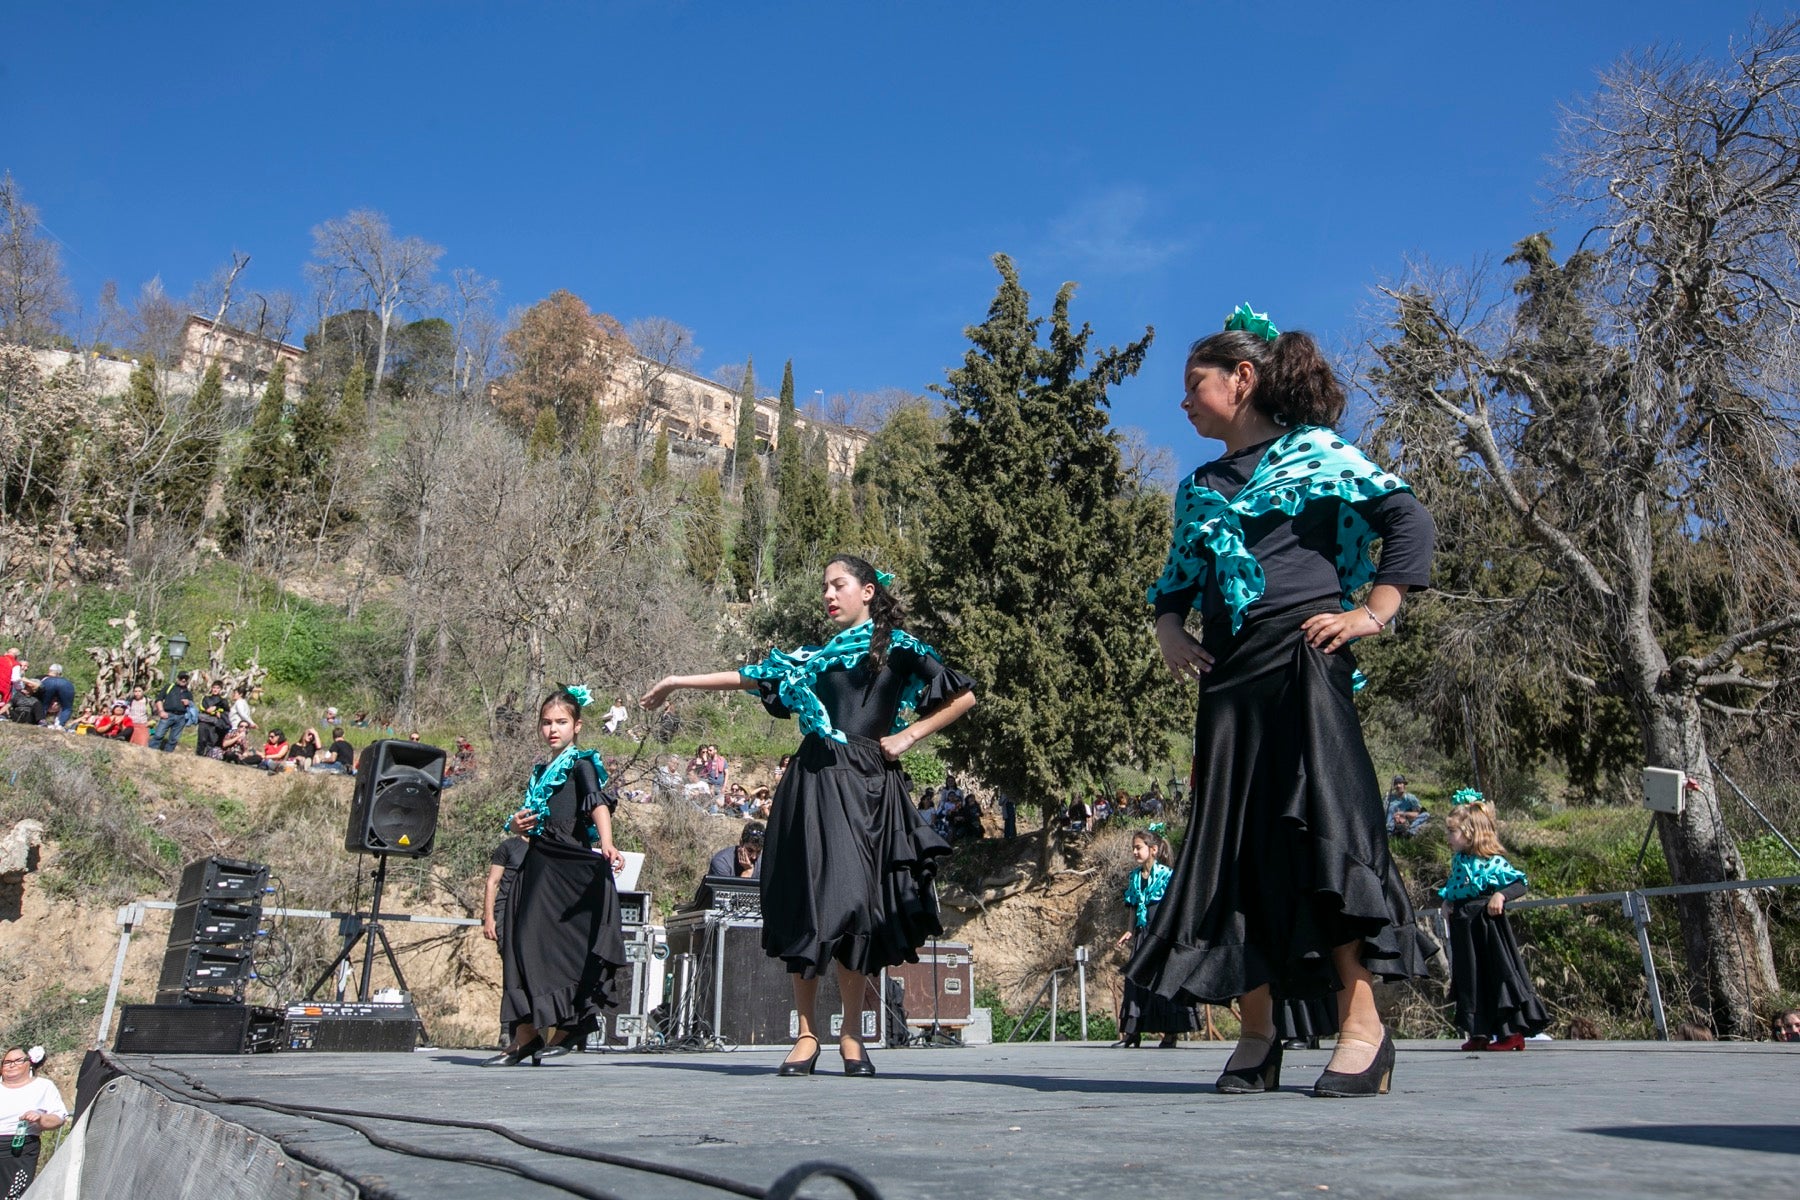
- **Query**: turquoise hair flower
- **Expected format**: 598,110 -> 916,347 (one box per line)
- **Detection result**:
1224,302 -> 1280,342
875,568 -> 895,587
1147,821 -> 1167,835
1451,788 -> 1485,807
565,684 -> 592,709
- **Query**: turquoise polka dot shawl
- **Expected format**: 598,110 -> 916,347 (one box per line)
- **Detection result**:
1145,426 -> 1412,632
741,620 -> 942,745
1438,851 -> 1528,902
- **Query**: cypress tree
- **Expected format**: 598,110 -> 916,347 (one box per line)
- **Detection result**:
729,455 -> 769,600
223,360 -> 295,545
731,357 -> 759,486
164,361 -> 224,522
647,426 -> 670,488
911,254 -> 1174,806
527,407 -> 560,462
686,468 -> 724,588
776,359 -> 797,475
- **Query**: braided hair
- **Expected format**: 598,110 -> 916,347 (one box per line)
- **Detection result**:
827,553 -> 903,673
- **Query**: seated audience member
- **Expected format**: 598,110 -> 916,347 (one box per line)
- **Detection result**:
289,728 -> 323,769
723,782 -> 751,817
316,727 -> 356,774
748,787 -> 773,821
196,682 -> 231,757
1773,1008 -> 1800,1043
260,729 -> 292,771
706,823 -> 764,881
1092,794 -> 1114,826
71,704 -> 101,732
653,755 -> 684,803
93,702 -> 134,740
7,682 -> 42,726
1385,775 -> 1430,837
218,724 -> 255,765
950,792 -> 984,842
603,698 -> 629,734
1065,795 -> 1091,835
442,736 -> 476,786
351,710 -> 370,728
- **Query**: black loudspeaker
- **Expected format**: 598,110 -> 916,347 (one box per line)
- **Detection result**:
157,944 -> 254,1002
171,898 -> 261,944
114,1004 -> 283,1055
176,857 -> 270,905
345,740 -> 445,858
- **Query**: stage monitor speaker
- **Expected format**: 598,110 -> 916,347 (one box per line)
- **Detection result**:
171,898 -> 262,945
346,740 -> 445,858
886,941 -> 975,1026
175,856 -> 270,906
282,999 -> 421,1052
666,918 -> 878,1046
157,943 -> 254,1000
114,1003 -> 283,1054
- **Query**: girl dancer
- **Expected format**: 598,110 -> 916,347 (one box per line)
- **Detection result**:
1128,304 -> 1435,1097
1441,792 -> 1548,1051
642,554 -> 976,1077
1114,828 -> 1200,1048
488,686 -> 626,1066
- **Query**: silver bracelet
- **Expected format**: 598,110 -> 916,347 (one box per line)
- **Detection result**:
1363,605 -> 1389,631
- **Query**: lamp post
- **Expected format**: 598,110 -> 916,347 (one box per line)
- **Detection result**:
166,633 -> 189,672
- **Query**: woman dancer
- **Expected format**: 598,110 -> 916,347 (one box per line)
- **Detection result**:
642,554 -> 976,1077
1440,792 -> 1548,1051
1114,829 -> 1200,1048
1128,304 -> 1435,1097
488,686 -> 626,1066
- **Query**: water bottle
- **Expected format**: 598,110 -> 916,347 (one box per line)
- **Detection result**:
11,1119 -> 26,1150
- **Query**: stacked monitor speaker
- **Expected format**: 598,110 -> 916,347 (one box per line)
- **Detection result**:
592,892 -> 666,1049
345,740 -> 445,857
663,912 -> 878,1046
156,857 -> 269,1005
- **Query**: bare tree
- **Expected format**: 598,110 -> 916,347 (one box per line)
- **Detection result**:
123,278 -> 189,372
0,173 -> 72,347
448,268 -> 502,400
1366,19 -> 1800,1035
308,210 -> 443,415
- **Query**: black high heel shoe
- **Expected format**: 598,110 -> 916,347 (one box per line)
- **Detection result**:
480,1035 -> 545,1068
538,1030 -> 575,1061
1312,1029 -> 1394,1098
841,1040 -> 876,1078
777,1034 -> 821,1077
1112,1032 -> 1142,1048
1215,1035 -> 1282,1094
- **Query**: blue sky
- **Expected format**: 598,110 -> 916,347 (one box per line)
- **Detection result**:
1,1 -> 1770,460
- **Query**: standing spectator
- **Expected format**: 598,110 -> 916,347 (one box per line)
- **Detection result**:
126,685 -> 151,746
195,681 -> 231,758
998,790 -> 1017,840
36,666 -> 74,730
1065,794 -> 1092,835
93,702 -> 134,740
0,648 -> 16,706
705,745 -> 728,798
229,685 -> 257,733
1385,775 -> 1430,837
150,671 -> 194,751
0,1046 -> 66,1196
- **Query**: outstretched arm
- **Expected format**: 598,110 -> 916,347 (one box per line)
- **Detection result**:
640,670 -> 751,710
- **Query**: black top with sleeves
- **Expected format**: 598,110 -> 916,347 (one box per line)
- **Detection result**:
1152,436 -> 1436,624
535,758 -> 615,849
754,646 -> 974,742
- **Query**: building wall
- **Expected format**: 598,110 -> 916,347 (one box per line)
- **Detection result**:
178,316 -> 308,386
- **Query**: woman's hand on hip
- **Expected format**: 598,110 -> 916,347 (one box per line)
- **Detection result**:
1300,608 -> 1379,653
1155,615 -> 1213,683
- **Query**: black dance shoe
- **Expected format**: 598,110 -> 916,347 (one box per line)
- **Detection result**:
1112,1032 -> 1142,1048
841,1042 -> 877,1077
538,1031 -> 576,1061
1312,1030 -> 1394,1098
480,1035 -> 545,1068
1158,1033 -> 1179,1049
777,1035 -> 821,1077
1215,1036 -> 1282,1094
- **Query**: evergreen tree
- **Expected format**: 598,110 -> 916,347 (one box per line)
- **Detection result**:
776,359 -> 797,475
647,425 -> 670,488
731,357 -> 759,486
163,361 -> 225,522
911,255 -> 1174,806
223,359 -> 295,546
729,455 -> 769,600
527,407 -> 560,462
686,468 -> 724,588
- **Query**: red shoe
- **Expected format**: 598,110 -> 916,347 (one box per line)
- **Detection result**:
1486,1034 -> 1526,1051
1460,1036 -> 1490,1051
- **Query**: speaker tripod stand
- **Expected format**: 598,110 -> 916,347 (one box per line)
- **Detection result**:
306,854 -> 422,1028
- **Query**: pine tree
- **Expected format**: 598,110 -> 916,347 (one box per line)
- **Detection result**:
912,254 -> 1174,806
731,357 -> 758,486
223,359 -> 295,546
163,361 -> 224,522
729,455 -> 769,600
686,468 -> 724,588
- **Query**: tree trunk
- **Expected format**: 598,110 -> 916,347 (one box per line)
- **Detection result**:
1622,615 -> 1778,1037
372,303 -> 393,421
525,625 -> 546,713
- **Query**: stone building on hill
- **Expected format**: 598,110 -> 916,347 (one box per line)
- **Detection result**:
178,315 -> 308,386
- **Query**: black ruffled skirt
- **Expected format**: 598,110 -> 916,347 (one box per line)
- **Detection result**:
1126,603 -> 1430,1005
1121,902 -> 1202,1034
761,731 -> 952,977
500,835 -> 624,1036
1447,900 -> 1549,1038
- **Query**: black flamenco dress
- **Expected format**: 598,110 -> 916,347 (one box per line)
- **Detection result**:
1442,855 -> 1549,1039
1128,430 -> 1437,1008
753,645 -> 973,978
1119,864 -> 1203,1036
499,756 -> 625,1037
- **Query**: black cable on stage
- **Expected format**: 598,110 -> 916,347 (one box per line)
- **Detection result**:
138,1058 -> 883,1200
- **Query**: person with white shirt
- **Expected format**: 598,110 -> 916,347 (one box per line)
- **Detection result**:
0,1046 -> 66,1195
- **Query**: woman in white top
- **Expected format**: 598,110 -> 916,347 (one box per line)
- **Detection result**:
0,1047 -> 66,1197
229,685 -> 256,732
